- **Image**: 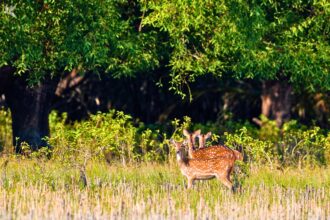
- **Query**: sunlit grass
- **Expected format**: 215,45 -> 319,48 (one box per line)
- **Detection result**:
0,158 -> 329,219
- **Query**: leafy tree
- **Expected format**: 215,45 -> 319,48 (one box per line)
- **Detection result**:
1,0 -> 329,153
142,0 -> 330,126
0,0 -> 159,152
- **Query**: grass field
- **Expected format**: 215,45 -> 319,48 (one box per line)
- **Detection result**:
1,109 -> 329,219
0,158 -> 329,219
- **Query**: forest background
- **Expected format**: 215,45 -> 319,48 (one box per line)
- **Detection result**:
0,0 -> 329,218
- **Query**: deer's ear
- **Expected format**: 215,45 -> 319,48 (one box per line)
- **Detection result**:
193,129 -> 201,136
183,129 -> 190,137
205,132 -> 212,138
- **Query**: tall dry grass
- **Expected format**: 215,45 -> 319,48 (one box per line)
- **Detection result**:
0,184 -> 329,219
0,159 -> 329,219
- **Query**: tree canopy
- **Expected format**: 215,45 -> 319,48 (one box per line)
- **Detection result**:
0,0 -> 329,151
142,0 -> 330,95
0,0 -> 159,83
1,0 -> 329,92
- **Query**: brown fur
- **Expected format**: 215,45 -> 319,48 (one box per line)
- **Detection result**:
191,145 -> 243,161
184,130 -> 243,161
170,139 -> 235,190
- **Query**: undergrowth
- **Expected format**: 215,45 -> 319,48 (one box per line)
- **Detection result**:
0,108 -> 329,168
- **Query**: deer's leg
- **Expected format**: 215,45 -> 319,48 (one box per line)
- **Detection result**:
227,167 -> 233,180
187,177 -> 194,189
217,176 -> 234,192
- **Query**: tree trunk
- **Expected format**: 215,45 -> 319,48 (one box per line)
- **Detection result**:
261,80 -> 293,127
0,66 -> 14,94
3,73 -> 58,153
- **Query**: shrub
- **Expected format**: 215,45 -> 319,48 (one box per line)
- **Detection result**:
49,110 -> 169,166
1,108 -> 329,169
279,121 -> 328,167
222,117 -> 330,168
224,127 -> 273,166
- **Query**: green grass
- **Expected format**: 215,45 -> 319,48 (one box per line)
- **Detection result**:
246,166 -> 330,189
0,157 -> 329,219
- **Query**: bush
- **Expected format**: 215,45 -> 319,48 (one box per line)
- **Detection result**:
1,108 -> 329,168
224,127 -> 273,165
49,110 -> 169,166
222,117 -> 330,168
279,121 -> 328,167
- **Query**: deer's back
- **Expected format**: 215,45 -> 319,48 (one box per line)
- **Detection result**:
191,145 -> 236,159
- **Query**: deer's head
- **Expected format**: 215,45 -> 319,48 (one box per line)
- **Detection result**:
183,129 -> 201,149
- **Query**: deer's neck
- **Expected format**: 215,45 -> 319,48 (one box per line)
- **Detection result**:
187,137 -> 195,155
198,138 -> 204,148
188,145 -> 194,157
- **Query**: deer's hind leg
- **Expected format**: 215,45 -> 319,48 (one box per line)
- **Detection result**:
216,175 -> 234,192
187,177 -> 194,189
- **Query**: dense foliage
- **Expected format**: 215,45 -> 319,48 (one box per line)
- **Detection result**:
1,1 -> 329,149
0,108 -> 329,168
0,0 -> 159,83
142,0 -> 330,95
1,0 -> 328,92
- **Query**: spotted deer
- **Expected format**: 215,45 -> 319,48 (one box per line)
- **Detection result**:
196,131 -> 212,149
170,139 -> 235,190
183,129 -> 243,161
